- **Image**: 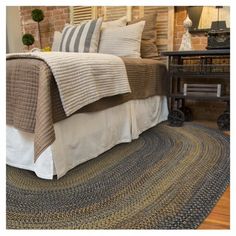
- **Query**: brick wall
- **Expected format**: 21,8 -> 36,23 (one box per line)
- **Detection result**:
20,6 -> 70,50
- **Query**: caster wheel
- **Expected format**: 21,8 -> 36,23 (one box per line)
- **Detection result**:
179,106 -> 193,122
217,112 -> 230,131
168,109 -> 185,127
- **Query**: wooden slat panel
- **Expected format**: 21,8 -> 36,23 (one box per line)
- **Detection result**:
71,6 -> 97,24
167,6 -> 174,50
132,6 -> 143,19
102,6 -> 128,21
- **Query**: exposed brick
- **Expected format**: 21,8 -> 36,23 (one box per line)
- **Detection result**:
54,25 -> 64,31
200,37 -> 208,44
174,45 -> 180,51
193,44 -> 206,50
20,6 -> 70,48
175,25 -> 184,33
53,14 -> 65,20
20,7 -> 29,11
177,32 -> 184,39
47,7 -> 56,11
41,32 -> 50,37
39,22 -> 49,31
52,9 -> 64,15
61,14 -> 69,20
54,20 -> 66,27
174,38 -> 182,45
176,15 -> 187,25
64,8 -> 69,14
45,11 -> 53,17
191,37 -> 201,44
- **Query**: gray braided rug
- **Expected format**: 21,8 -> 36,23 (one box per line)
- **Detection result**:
6,122 -> 230,229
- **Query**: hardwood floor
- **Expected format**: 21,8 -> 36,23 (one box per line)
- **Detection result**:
194,120 -> 230,229
198,186 -> 230,229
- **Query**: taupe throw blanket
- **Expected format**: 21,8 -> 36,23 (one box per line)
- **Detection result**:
6,55 -> 167,161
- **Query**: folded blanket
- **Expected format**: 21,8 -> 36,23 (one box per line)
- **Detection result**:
7,52 -> 131,116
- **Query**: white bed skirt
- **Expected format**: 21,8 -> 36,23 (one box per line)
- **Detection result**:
6,96 -> 168,179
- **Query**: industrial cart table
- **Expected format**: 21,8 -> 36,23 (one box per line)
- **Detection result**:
161,49 -> 230,130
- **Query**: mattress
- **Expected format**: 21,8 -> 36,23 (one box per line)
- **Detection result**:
6,95 -> 168,179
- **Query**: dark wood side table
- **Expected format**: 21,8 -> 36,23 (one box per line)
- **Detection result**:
161,49 -> 230,130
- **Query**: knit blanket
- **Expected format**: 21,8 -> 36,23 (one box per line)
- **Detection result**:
7,52 -> 131,116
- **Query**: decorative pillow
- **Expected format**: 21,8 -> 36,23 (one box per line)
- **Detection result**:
101,16 -> 127,29
128,14 -> 159,59
51,31 -> 62,51
98,21 -> 145,58
59,17 -> 103,53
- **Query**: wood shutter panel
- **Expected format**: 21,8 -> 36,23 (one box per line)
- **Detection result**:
71,6 -> 97,24
100,6 -> 132,21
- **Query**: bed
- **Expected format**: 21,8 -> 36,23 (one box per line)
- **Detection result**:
6,15 -> 169,179
6,53 -> 168,179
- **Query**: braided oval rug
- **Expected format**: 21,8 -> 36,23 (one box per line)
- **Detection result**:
6,122 -> 230,229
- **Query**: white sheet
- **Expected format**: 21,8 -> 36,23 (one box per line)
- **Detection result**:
6,96 -> 168,179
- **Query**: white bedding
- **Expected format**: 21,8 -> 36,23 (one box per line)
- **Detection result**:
6,96 -> 168,179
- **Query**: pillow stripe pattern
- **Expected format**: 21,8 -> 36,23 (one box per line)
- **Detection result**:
59,18 -> 103,53
84,20 -> 97,51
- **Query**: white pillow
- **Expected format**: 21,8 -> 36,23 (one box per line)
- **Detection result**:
59,17 -> 103,53
98,21 -> 145,58
51,31 -> 62,51
101,16 -> 127,29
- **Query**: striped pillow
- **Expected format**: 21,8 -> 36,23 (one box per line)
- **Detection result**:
59,18 -> 103,53
99,21 -> 145,58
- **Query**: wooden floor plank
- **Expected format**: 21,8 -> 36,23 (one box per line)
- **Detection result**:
197,179 -> 230,229
192,120 -> 230,230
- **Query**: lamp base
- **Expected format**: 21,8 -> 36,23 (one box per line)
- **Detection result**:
179,31 -> 192,51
